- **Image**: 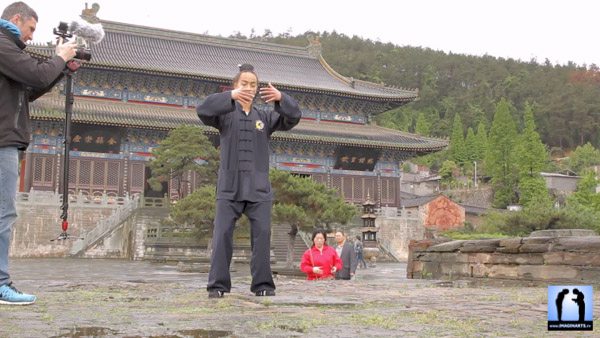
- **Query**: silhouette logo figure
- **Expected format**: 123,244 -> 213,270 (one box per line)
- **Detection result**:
572,288 -> 586,322
555,288 -> 569,322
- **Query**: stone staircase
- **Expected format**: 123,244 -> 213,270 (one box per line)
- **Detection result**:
70,195 -> 142,256
271,223 -> 309,266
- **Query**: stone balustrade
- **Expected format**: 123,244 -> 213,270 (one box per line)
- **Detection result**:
16,190 -> 135,208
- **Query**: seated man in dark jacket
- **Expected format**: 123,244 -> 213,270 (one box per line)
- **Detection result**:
0,1 -> 76,305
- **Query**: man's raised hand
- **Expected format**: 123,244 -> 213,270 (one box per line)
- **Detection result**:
259,82 -> 282,103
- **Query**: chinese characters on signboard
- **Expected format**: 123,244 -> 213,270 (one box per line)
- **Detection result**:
70,124 -> 122,153
334,146 -> 380,171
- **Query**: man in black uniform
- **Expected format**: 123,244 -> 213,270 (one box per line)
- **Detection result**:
196,64 -> 301,298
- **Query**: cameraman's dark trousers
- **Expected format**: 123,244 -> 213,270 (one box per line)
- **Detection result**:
207,199 -> 275,293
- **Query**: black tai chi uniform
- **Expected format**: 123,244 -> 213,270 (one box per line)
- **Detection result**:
197,91 -> 301,293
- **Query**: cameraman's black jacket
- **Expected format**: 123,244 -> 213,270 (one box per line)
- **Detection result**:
0,27 -> 66,150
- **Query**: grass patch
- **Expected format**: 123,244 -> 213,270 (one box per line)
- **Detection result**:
256,313 -> 329,333
164,305 -> 216,315
350,313 -> 399,330
479,294 -> 502,302
405,310 -> 483,336
441,231 -> 509,240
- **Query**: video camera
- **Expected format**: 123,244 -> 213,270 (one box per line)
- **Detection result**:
52,21 -> 92,61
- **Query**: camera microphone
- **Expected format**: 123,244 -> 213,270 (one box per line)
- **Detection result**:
68,19 -> 105,44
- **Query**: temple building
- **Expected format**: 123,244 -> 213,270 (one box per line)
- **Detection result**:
24,5 -> 446,207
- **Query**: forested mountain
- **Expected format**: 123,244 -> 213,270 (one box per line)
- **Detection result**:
238,30 -> 600,151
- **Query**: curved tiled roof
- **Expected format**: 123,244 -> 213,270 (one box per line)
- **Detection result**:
30,94 -> 446,152
28,20 -> 417,101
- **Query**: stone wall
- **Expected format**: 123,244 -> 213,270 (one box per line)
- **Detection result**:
11,202 -> 115,257
376,216 -> 424,261
11,192 -> 166,259
407,236 -> 600,282
443,187 -> 493,208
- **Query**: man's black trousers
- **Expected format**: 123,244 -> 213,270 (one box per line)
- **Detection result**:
207,199 -> 275,293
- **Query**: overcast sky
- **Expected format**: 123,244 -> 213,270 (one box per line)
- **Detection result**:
17,0 -> 599,67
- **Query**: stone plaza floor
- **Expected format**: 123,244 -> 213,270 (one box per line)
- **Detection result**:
1,258 -> 598,337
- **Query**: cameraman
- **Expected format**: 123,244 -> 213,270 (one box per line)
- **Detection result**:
0,1 -> 76,305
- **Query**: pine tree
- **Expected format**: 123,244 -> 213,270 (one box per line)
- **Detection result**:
518,175 -> 551,208
515,104 -> 550,207
485,99 -> 519,208
148,125 -> 220,198
515,103 -> 548,177
465,127 -> 477,163
475,121 -> 488,162
415,112 -> 431,136
449,113 -> 466,166
566,143 -> 600,174
568,171 -> 600,210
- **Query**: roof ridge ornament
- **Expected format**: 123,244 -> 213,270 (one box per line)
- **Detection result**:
81,2 -> 101,24
306,34 -> 322,58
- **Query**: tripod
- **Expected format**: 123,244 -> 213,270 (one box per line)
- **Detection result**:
52,61 -> 83,241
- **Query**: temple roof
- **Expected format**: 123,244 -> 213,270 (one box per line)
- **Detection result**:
30,93 -> 446,152
28,19 -> 417,102
401,194 -> 440,208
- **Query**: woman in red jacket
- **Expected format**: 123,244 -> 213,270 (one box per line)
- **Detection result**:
300,229 -> 342,280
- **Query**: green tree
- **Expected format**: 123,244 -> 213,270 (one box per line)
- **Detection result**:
568,171 -> 600,210
148,125 -> 219,198
170,185 -> 216,245
566,143 -> 600,174
562,171 -> 600,233
464,127 -> 477,163
414,112 -> 431,136
485,99 -> 518,208
518,175 -> 551,208
375,107 -> 415,132
439,160 -> 458,181
480,199 -> 560,237
449,113 -> 466,166
474,121 -> 488,162
515,104 -> 548,177
514,104 -> 550,206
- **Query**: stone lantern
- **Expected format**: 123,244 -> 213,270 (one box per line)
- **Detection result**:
360,193 -> 380,267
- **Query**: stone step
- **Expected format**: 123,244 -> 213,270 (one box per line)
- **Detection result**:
271,223 -> 309,264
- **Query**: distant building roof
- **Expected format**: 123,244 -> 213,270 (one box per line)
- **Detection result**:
402,172 -> 442,183
28,20 -> 417,105
540,172 -> 581,178
460,204 -> 492,216
401,194 -> 439,208
399,191 -> 421,199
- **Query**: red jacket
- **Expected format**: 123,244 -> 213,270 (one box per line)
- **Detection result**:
300,245 -> 342,280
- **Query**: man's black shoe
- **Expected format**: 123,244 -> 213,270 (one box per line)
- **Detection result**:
208,290 -> 224,298
255,290 -> 275,297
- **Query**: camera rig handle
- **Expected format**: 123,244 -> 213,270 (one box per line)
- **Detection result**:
52,63 -> 83,242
